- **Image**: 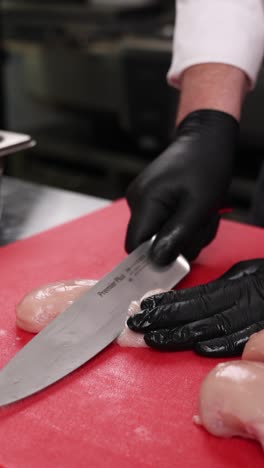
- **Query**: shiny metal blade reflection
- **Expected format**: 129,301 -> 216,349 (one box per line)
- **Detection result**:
0,242 -> 189,406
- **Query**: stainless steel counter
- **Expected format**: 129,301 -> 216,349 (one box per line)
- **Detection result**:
0,177 -> 110,245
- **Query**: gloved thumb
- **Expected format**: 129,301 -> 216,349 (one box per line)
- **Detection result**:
125,198 -> 170,253
150,201 -> 204,265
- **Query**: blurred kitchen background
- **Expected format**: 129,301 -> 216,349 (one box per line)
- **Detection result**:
1,0 -> 264,223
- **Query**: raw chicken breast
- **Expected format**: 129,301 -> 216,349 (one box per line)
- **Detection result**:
16,279 -> 167,347
16,279 -> 97,333
194,360 -> 264,450
242,330 -> 264,362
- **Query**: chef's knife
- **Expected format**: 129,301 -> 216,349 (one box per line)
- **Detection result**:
0,239 -> 190,407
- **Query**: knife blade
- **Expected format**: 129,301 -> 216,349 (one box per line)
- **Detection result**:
0,240 -> 190,407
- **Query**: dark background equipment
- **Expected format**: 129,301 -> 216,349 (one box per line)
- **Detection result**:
1,0 -> 264,223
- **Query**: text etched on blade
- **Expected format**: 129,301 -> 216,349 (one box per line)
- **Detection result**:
97,274 -> 126,297
97,254 -> 148,298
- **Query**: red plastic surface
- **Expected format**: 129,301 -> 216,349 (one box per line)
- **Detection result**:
0,199 -> 264,467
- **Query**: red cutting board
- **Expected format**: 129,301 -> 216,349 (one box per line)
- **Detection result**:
0,199 -> 264,468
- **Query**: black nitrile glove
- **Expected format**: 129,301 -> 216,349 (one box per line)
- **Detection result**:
125,109 -> 239,265
127,259 -> 264,357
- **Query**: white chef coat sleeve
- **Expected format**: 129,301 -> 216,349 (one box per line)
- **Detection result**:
167,0 -> 264,89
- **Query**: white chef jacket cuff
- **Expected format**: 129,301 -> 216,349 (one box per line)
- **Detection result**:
167,0 -> 264,89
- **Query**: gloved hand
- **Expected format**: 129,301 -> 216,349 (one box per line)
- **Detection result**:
125,109 -> 239,265
127,259 -> 264,357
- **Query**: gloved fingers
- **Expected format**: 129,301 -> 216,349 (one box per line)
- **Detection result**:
125,198 -> 170,253
149,199 -> 206,266
128,280 -> 240,333
182,212 -> 220,262
219,258 -> 264,281
144,328 -> 192,351
140,260 -> 264,316
140,276 -> 226,310
142,299 -> 263,350
144,319 -> 213,350
194,321 -> 264,357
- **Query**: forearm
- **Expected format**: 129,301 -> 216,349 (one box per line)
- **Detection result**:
168,0 -> 264,126
176,63 -> 248,126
